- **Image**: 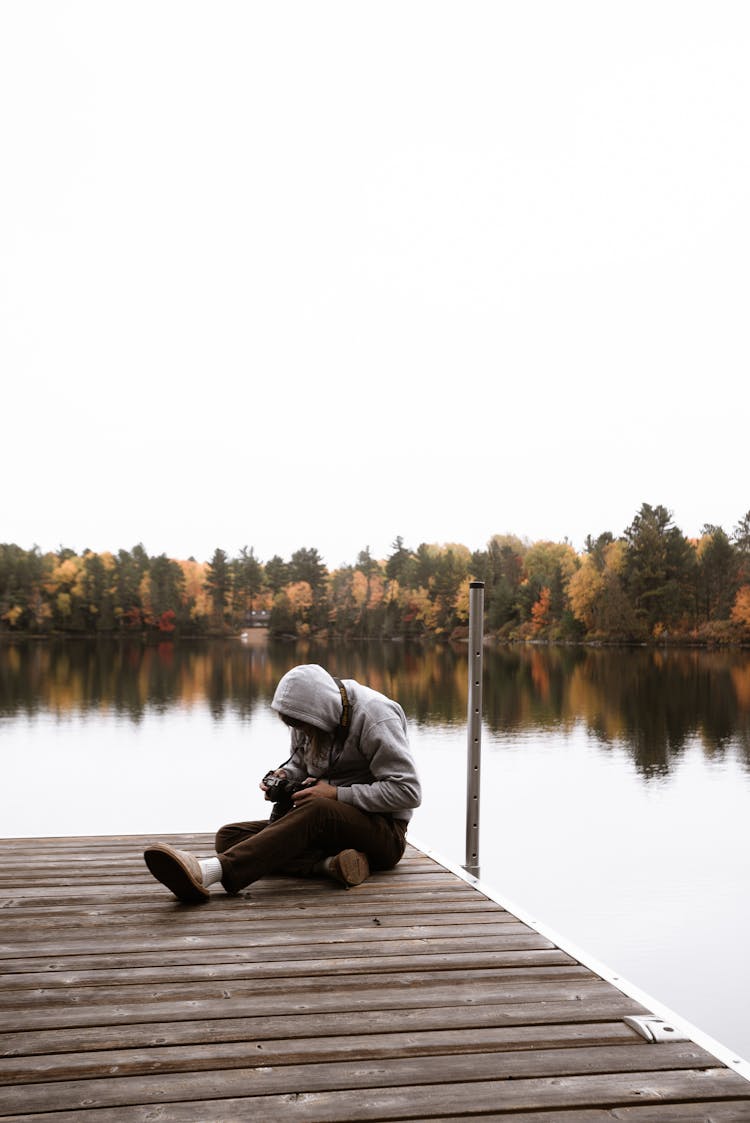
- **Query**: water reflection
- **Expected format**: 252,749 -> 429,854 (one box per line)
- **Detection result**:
1,639 -> 749,775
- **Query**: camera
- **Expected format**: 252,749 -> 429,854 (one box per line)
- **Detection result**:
262,771 -> 309,821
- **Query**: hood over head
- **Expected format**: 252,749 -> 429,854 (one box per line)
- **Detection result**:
271,664 -> 344,732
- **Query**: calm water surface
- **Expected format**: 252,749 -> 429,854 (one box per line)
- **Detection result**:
2,638 -> 750,1063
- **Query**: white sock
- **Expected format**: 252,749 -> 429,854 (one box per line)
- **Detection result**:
199,856 -> 223,887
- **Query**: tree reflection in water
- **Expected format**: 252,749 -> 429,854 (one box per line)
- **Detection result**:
1,639 -> 749,776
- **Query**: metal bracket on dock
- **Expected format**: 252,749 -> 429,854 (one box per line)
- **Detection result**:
624,1015 -> 691,1043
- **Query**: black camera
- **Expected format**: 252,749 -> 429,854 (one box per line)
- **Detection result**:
262,771 -> 308,821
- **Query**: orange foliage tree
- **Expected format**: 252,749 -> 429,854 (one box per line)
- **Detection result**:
730,585 -> 750,633
531,586 -> 552,633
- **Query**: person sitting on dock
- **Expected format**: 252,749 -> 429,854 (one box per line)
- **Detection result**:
143,663 -> 422,903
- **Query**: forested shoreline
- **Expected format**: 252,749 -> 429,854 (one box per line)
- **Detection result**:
2,503 -> 750,646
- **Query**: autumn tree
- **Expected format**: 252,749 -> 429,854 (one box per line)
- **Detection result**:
733,511 -> 750,582
178,558 -> 209,627
50,550 -> 87,631
531,586 -> 552,633
568,538 -> 637,638
269,581 -> 314,637
566,557 -> 603,633
518,540 -> 578,635
730,585 -> 750,634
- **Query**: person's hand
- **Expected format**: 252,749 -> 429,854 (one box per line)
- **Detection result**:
292,779 -> 338,804
260,768 -> 287,795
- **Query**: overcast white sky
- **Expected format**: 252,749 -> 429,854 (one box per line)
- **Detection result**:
2,2 -> 748,568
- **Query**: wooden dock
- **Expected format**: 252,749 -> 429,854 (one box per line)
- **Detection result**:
1,833 -> 750,1121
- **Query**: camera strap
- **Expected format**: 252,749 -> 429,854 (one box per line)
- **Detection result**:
328,675 -> 351,772
332,676 -> 351,733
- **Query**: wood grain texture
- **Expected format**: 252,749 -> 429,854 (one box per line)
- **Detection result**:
1,835 -> 748,1120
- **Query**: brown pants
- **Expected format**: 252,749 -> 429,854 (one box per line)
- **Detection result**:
215,798 -> 408,894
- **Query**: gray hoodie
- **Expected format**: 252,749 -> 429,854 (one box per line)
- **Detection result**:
271,664 -> 421,824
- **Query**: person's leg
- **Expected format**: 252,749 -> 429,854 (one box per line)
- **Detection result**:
215,818 -> 327,879
218,801 -> 405,894
144,806 -> 407,901
215,820 -> 267,854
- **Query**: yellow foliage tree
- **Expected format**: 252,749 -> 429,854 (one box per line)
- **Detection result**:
179,559 -> 210,619
1,604 -> 23,628
453,578 -> 471,624
525,541 -> 579,587
50,556 -> 86,599
404,586 -> 439,631
138,573 -> 153,622
351,570 -> 369,608
287,581 -> 313,614
56,592 -> 72,622
566,540 -> 629,635
367,573 -> 385,609
567,559 -> 604,630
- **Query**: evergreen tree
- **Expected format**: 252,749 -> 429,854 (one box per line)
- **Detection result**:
150,554 -> 186,619
265,555 -> 289,594
288,547 -> 327,591
385,537 -> 413,584
204,548 -> 230,627
696,526 -> 738,622
623,504 -> 696,633
231,546 -> 264,624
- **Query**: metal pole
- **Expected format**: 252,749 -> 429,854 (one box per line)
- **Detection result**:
464,580 -> 484,877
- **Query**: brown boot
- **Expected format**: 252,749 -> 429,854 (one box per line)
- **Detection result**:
326,849 -> 370,888
144,843 -> 210,903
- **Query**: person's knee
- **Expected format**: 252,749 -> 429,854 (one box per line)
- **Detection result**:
215,825 -> 234,853
296,799 -> 341,828
215,819 -> 269,854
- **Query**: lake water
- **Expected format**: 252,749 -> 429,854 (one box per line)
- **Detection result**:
2,637 -> 750,1065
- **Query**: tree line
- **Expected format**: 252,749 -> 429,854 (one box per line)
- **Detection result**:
1,503 -> 750,644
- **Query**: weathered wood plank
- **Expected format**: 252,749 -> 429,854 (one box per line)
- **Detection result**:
0,1044 -> 722,1114
0,897 -> 510,937
408,1107 -> 750,1122
0,921 -> 539,962
0,884 -> 484,918
0,932 -> 559,976
0,995 -> 648,1059
0,964 -> 594,1014
0,948 -> 576,991
0,1023 -> 644,1085
2,977 -> 618,1033
1,1070 -> 748,1121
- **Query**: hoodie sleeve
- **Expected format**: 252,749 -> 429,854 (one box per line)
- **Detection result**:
335,715 -> 421,815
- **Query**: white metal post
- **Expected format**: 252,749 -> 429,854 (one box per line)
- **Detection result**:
464,580 -> 484,876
